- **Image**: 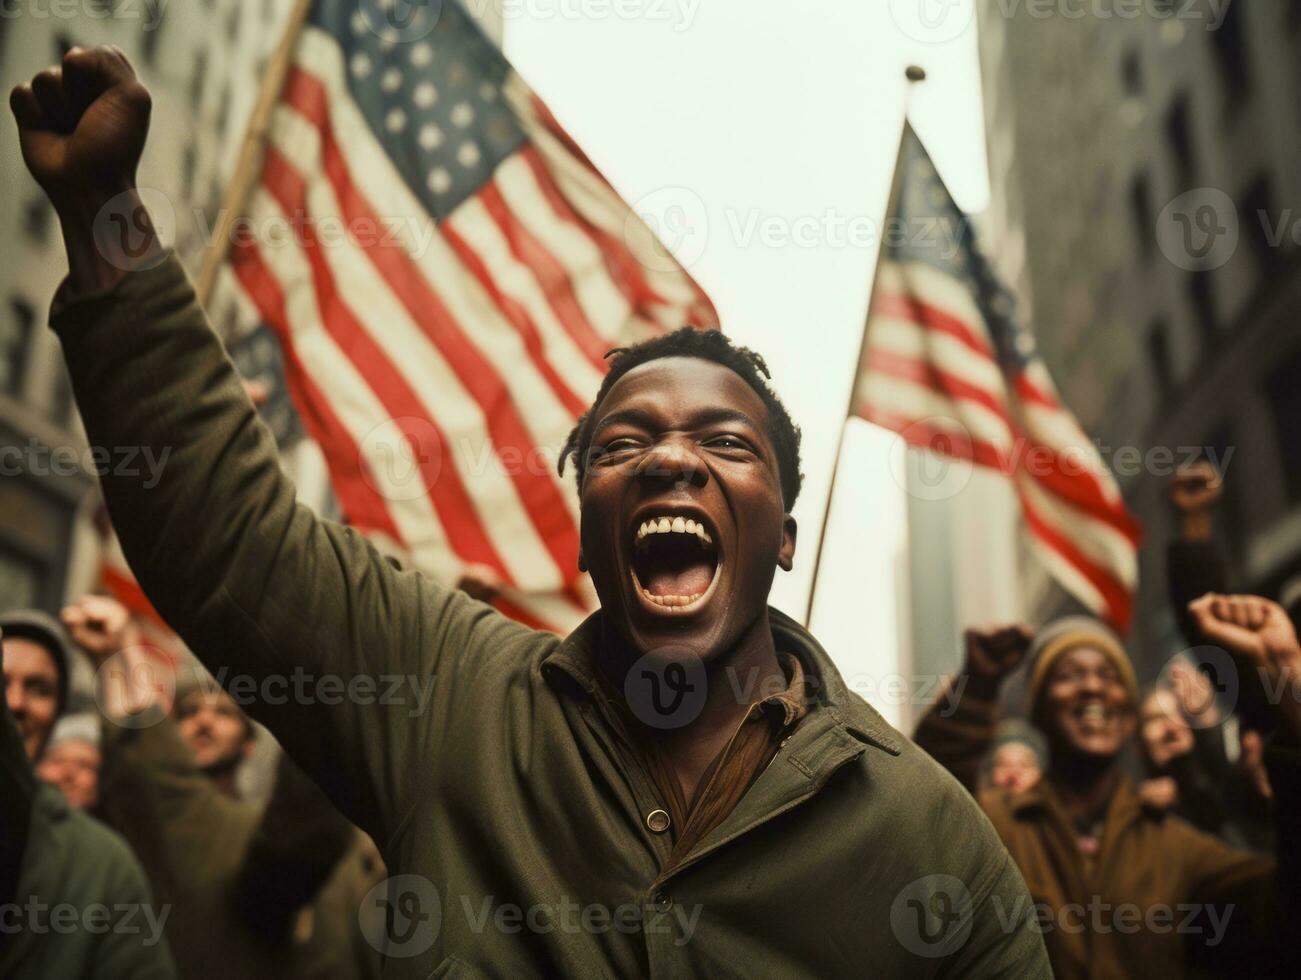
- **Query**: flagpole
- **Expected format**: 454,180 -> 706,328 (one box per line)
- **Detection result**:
195,0 -> 317,308
803,65 -> 926,629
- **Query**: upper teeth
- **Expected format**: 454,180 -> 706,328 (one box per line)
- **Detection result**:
1081,705 -> 1106,722
636,516 -> 713,547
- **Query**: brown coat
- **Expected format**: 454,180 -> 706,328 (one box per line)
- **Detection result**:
915,682 -> 1300,979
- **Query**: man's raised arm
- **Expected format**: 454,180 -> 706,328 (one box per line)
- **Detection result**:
9,47 -> 530,841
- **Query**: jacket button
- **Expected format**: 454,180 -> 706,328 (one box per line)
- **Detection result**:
652,891 -> 673,913
646,808 -> 671,834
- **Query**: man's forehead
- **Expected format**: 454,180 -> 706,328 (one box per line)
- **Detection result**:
595,356 -> 770,426
2,636 -> 59,674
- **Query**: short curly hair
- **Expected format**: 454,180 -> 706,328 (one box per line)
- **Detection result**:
557,327 -> 804,509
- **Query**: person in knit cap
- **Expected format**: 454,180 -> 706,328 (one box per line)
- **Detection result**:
914,601 -> 1301,980
981,718 -> 1045,795
34,711 -> 102,810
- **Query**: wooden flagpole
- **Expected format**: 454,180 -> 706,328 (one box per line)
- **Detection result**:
195,0 -> 317,308
803,66 -> 926,628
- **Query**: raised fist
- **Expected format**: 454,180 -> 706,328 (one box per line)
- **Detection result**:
1188,593 -> 1301,738
963,624 -> 1034,684
9,45 -> 151,213
61,593 -> 138,665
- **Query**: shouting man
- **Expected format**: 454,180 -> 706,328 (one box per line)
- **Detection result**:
10,48 -> 1049,976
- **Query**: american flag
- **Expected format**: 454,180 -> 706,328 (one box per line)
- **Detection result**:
854,124 -> 1141,632
204,0 -> 718,634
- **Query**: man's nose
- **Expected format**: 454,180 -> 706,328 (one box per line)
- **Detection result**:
636,438 -> 708,489
5,682 -> 24,717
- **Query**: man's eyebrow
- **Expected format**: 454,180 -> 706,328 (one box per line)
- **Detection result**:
591,406 -> 762,436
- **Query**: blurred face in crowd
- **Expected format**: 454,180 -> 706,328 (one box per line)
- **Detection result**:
3,636 -> 60,760
175,687 -> 253,774
36,738 -> 101,810
578,357 -> 796,662
1039,645 -> 1136,761
990,741 -> 1042,794
1140,688 -> 1195,769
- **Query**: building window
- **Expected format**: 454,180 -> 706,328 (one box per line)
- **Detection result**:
1165,95 -> 1196,191
2,298 -> 35,397
1147,317 -> 1173,399
1266,348 -> 1301,503
189,50 -> 208,112
1187,269 -> 1217,342
21,196 -> 51,245
1130,174 -> 1155,260
1210,0 -> 1250,104
1238,173 -> 1285,275
1121,48 -> 1143,96
0,548 -> 41,613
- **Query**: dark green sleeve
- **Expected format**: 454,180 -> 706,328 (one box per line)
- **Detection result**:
49,252 -> 540,843
942,853 -> 1052,979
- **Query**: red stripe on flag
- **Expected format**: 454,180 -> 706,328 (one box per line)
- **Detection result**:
476,179 -> 610,371
282,68 -> 583,586
439,220 -> 589,417
259,146 -> 513,578
874,291 -> 992,360
1019,493 -> 1134,632
863,348 -> 1012,432
229,242 -> 406,542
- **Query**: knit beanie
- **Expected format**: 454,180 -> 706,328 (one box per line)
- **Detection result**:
1026,615 -> 1137,715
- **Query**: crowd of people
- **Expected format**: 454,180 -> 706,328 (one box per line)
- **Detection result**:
5,42 -> 1301,979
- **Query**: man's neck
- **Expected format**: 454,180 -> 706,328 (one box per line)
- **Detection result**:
602,610 -> 786,804
1047,753 -> 1122,823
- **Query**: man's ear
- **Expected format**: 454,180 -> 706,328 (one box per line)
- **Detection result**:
577,548 -> 587,573
778,514 -> 797,572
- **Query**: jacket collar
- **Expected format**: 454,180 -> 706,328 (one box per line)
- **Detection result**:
539,605 -> 903,756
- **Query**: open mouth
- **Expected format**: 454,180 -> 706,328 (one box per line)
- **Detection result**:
1074,702 -> 1111,732
629,513 -> 721,613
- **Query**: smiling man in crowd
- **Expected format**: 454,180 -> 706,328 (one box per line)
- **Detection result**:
10,47 -> 1052,976
915,608 -> 1301,979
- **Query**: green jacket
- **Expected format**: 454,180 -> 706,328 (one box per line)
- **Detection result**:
0,683 -> 176,979
50,252 -> 1050,978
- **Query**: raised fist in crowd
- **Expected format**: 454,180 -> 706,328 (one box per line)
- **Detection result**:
964,624 -> 1034,680
61,593 -> 138,666
1188,593 -> 1301,739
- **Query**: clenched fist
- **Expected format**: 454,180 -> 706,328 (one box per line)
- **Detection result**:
1188,593 -> 1301,738
962,624 -> 1034,697
10,45 -> 150,212
10,45 -> 158,292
